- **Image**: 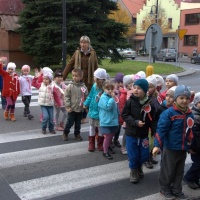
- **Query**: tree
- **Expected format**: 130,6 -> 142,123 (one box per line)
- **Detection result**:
17,0 -> 129,67
108,3 -> 135,38
140,8 -> 169,34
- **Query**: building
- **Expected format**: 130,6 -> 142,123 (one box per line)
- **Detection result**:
179,2 -> 200,57
0,0 -> 36,67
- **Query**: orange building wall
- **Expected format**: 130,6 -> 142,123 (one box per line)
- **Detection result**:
179,8 -> 200,57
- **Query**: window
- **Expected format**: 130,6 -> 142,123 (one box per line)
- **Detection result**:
168,18 -> 172,29
184,35 -> 198,46
185,13 -> 200,25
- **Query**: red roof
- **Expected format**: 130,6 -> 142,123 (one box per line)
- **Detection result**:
0,0 -> 24,15
121,0 -> 145,17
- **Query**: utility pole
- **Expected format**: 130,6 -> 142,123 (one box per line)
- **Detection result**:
62,0 -> 67,70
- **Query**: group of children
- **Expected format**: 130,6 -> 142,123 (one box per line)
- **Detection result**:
0,58 -> 200,200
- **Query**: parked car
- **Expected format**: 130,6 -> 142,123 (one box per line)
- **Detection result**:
191,54 -> 200,64
117,48 -> 137,60
156,48 -> 177,62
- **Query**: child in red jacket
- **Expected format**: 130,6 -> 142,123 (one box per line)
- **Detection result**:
0,62 -> 20,121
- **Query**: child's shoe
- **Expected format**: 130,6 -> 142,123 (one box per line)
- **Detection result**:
173,192 -> 188,200
75,134 -> 82,141
130,169 -> 139,183
144,161 -> 153,169
10,113 -> 16,121
42,129 -> 47,134
108,147 -> 115,154
62,132 -> 68,141
160,190 -> 175,200
50,130 -> 56,134
183,177 -> 198,189
103,152 -> 113,160
4,111 -> 9,120
121,147 -> 127,155
55,126 -> 64,131
114,140 -> 121,148
28,114 -> 34,120
60,122 -> 64,129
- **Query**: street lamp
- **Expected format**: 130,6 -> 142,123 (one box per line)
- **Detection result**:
62,0 -> 67,70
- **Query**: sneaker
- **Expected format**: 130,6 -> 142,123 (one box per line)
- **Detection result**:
173,192 -> 188,200
28,114 -> 34,120
183,177 -> 198,189
50,130 -> 56,134
160,190 -> 175,200
114,140 -> 121,148
144,161 -> 153,169
121,147 -> 127,155
130,169 -> 139,183
55,126 -> 64,131
108,147 -> 115,154
42,129 -> 46,135
62,133 -> 68,141
103,152 -> 113,160
75,134 -> 83,141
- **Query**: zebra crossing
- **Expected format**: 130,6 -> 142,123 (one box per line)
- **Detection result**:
0,87 -> 39,108
0,127 -> 200,200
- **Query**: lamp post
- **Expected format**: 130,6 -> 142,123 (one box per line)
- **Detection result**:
62,0 -> 67,70
149,0 -> 159,63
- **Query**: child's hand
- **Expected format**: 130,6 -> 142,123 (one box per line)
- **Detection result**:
67,108 -> 72,113
152,147 -> 160,156
83,105 -> 87,109
138,121 -> 145,127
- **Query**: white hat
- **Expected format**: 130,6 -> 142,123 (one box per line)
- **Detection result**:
94,68 -> 107,79
43,71 -> 53,81
146,75 -> 157,87
154,74 -> 164,87
7,62 -> 16,71
166,86 -> 177,97
194,92 -> 200,105
136,71 -> 146,79
42,67 -> 53,74
166,74 -> 178,85
123,75 -> 134,85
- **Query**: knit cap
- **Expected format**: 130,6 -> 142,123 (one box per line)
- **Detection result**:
123,75 -> 134,86
166,86 -> 177,97
134,79 -> 149,94
94,68 -> 107,79
42,67 -> 53,74
194,92 -> 200,105
7,62 -> 16,71
154,74 -> 164,87
114,72 -> 124,83
43,71 -> 53,81
136,71 -> 146,79
146,75 -> 157,87
174,85 -> 191,100
166,74 -> 178,85
21,65 -> 30,73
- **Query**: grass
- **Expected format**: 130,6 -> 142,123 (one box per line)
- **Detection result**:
17,58 -> 183,78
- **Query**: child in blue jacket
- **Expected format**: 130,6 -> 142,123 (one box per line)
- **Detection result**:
153,85 -> 194,200
98,81 -> 119,160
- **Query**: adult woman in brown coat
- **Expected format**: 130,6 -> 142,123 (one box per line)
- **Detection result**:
63,36 -> 98,123
63,36 -> 98,92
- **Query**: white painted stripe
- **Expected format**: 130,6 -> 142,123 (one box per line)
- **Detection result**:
135,185 -> 200,200
10,156 -> 195,200
0,126 -> 90,143
0,141 -> 89,168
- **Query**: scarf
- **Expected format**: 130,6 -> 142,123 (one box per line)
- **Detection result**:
174,102 -> 188,113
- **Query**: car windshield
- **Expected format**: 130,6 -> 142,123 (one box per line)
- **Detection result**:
168,49 -> 176,53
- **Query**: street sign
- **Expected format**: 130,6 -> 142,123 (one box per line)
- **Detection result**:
145,23 -> 163,56
177,29 -> 187,40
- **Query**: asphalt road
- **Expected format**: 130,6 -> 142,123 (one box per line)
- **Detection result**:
0,60 -> 200,200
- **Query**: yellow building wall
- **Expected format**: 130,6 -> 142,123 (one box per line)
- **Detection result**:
136,0 -> 180,35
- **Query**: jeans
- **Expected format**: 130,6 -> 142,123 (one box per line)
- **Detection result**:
40,106 -> 54,131
126,135 -> 149,169
64,111 -> 82,136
